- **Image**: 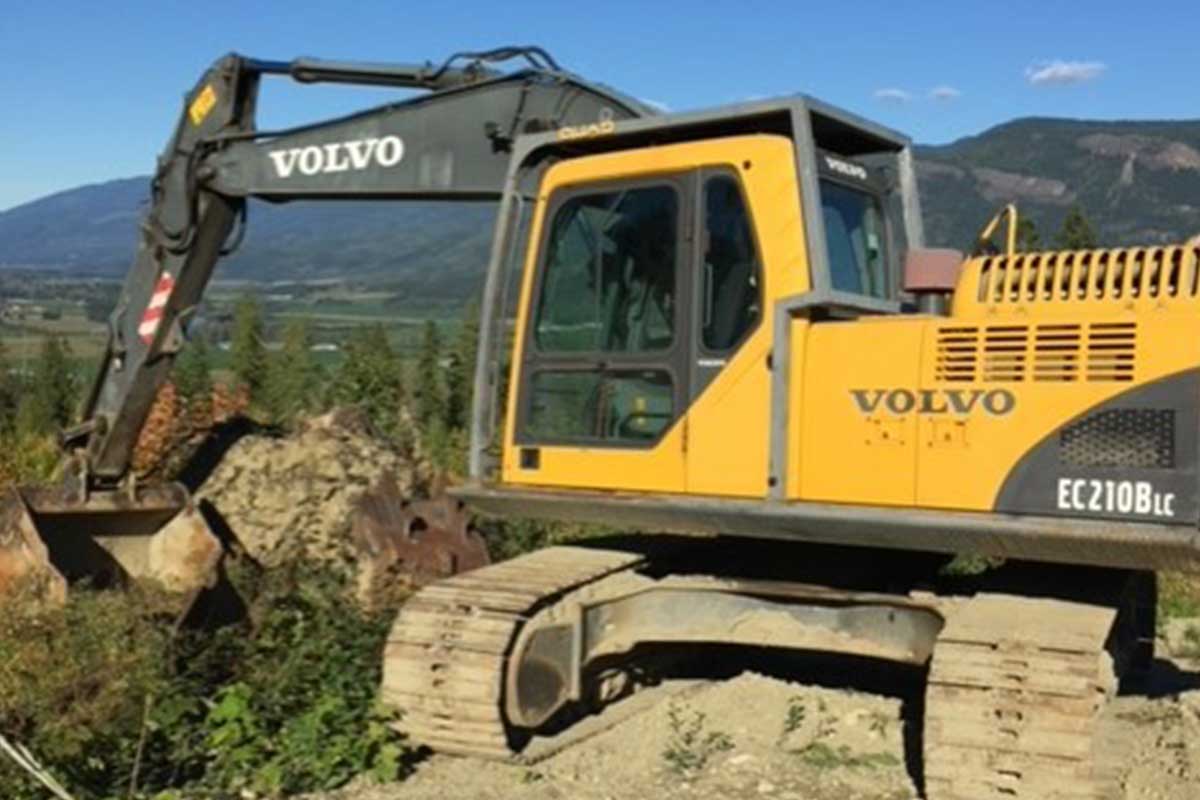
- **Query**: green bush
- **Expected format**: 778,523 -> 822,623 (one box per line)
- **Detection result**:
0,564 -> 411,799
174,565 -> 409,796
0,588 -> 173,799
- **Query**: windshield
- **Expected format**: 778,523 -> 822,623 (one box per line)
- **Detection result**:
820,179 -> 887,298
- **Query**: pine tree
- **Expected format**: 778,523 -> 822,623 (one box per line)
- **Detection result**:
16,336 -> 77,436
1016,217 -> 1041,252
0,339 -> 16,433
174,338 -> 213,409
230,294 -> 267,400
415,320 -> 443,429
444,299 -> 480,432
265,317 -> 321,427
330,324 -> 405,435
1055,205 -> 1098,251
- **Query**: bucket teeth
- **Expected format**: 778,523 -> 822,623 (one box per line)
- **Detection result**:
352,476 -> 491,591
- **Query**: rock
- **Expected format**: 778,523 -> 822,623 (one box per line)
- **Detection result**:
196,410 -> 420,572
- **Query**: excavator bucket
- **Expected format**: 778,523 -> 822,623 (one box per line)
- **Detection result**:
0,483 -> 222,607
352,476 -> 490,606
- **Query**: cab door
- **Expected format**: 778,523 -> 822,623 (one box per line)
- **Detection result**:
502,169 -> 695,493
684,168 -> 771,496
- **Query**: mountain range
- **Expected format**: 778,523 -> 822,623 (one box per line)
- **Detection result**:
2,116 -> 1198,301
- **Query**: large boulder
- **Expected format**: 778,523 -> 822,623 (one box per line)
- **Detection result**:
195,409 -> 488,606
197,408 -> 421,570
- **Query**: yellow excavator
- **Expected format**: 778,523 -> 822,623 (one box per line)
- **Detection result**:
4,45 -> 1200,799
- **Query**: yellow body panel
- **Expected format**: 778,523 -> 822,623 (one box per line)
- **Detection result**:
791,311 -> 1200,512
953,246 -> 1200,320
790,247 -> 1200,512
783,319 -> 811,500
797,319 -> 922,506
684,336 -> 772,496
508,428 -> 688,493
502,135 -> 809,495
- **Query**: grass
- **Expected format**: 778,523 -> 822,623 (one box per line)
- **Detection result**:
778,696 -> 900,772
0,311 -> 107,362
661,702 -> 734,775
799,743 -> 901,771
1,291 -> 467,382
1159,572 -> 1200,620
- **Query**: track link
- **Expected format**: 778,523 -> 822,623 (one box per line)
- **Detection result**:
380,545 -> 643,758
924,593 -> 1120,800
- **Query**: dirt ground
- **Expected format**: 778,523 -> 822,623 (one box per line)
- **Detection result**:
309,644 -> 1200,800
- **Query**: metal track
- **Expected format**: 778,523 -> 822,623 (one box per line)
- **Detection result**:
380,545 -> 643,758
924,593 -> 1121,800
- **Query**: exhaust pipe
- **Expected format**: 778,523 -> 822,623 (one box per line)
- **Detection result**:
0,483 -> 221,604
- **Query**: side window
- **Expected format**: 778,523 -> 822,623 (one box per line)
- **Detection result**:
526,369 -> 674,442
702,175 -> 761,351
821,179 -> 887,298
534,185 -> 678,353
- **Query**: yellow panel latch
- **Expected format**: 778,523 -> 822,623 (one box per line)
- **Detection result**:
188,84 -> 218,126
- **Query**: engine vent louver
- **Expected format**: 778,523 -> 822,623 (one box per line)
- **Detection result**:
1059,408 -> 1175,469
1085,322 -> 1136,382
935,327 -> 979,383
976,247 -> 1200,304
1033,324 -> 1082,382
936,322 -> 1136,383
981,326 -> 1028,382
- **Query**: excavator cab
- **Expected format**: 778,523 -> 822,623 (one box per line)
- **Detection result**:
484,101 -> 919,500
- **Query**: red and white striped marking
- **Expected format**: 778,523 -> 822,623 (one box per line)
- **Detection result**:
138,272 -> 175,345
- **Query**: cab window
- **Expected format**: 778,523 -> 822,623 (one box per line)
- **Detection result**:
526,369 -> 674,443
821,180 -> 887,298
702,174 -> 761,351
533,185 -> 678,354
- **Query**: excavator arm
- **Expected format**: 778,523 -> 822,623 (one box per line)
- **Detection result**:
2,46 -> 653,600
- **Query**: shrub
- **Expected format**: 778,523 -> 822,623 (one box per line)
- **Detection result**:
173,563 -> 409,796
0,588 -> 174,799
0,563 -> 411,799
661,701 -> 733,774
0,430 -> 59,488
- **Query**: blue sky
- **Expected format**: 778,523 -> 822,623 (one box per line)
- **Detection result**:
1,0 -> 1197,210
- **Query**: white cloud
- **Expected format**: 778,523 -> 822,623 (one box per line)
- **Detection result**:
639,98 -> 671,112
929,86 -> 962,101
873,88 -> 912,104
1025,60 -> 1107,86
